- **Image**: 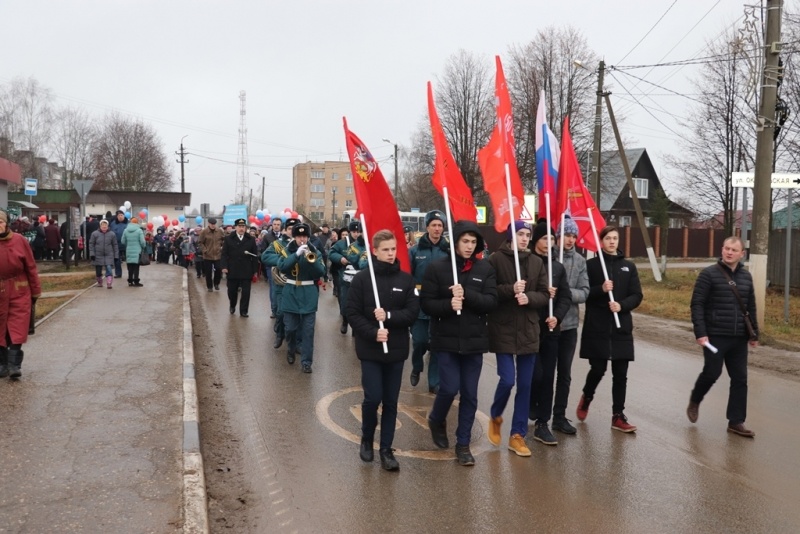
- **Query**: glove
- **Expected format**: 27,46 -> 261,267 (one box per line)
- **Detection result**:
91,256 -> 95,261
295,245 -> 309,257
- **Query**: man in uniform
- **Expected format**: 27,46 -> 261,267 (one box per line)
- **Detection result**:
278,223 -> 326,373
408,210 -> 450,393
329,220 -> 366,335
262,218 -> 299,348
198,217 -> 225,292
221,218 -> 259,317
263,218 -> 284,318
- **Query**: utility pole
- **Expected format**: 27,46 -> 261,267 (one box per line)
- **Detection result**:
255,172 -> 266,210
382,138 -> 399,196
176,135 -> 189,193
331,187 -> 337,226
605,94 -> 661,282
751,0 -> 783,328
591,60 -> 605,205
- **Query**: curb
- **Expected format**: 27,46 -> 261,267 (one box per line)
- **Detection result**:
182,270 -> 209,533
34,283 -> 97,329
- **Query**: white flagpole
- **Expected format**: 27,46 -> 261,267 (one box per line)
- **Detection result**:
442,186 -> 461,316
359,214 -> 388,353
559,211 -> 566,264
545,193 -> 554,330
504,163 -> 522,282
587,207 -> 621,329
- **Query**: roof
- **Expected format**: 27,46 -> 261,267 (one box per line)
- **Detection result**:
772,201 -> 800,229
9,189 -> 192,206
597,148 -> 646,212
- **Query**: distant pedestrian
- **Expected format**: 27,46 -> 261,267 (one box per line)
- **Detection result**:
121,217 -> 146,287
687,236 -> 758,437
90,219 -> 119,289
109,210 -> 128,278
44,219 -> 60,260
198,218 -> 224,292
0,209 -> 43,380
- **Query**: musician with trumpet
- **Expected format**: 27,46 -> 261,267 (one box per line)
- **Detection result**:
262,218 -> 299,349
221,218 -> 259,317
329,220 -> 367,335
277,223 -> 326,373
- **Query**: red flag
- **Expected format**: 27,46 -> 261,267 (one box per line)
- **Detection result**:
556,116 -> 606,252
427,82 -> 476,223
478,56 -> 525,232
342,118 -> 410,273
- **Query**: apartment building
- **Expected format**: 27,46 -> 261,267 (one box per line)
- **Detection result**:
292,161 -> 356,225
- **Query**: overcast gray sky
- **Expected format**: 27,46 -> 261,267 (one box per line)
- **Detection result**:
3,0 -> 745,214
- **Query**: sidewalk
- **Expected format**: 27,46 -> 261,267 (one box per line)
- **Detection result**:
0,264 -> 207,533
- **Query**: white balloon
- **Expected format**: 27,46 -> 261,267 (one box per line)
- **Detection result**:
124,201 -> 132,210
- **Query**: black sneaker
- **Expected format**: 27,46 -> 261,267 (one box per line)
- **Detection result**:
410,371 -> 420,387
214,285 -> 220,291
359,439 -> 374,462
302,363 -> 312,374
552,417 -> 577,435
533,422 -> 558,445
427,418 -> 449,449
379,448 -> 399,471
286,351 -> 296,365
455,444 -> 475,466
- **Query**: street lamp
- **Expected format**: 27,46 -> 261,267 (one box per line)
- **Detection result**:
254,172 -> 266,211
382,138 -> 399,196
574,59 -> 605,206
177,135 -> 189,193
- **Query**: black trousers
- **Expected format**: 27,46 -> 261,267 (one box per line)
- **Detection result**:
126,262 -> 141,282
690,335 -> 749,424
227,278 -> 252,314
582,359 -> 630,414
203,259 -> 222,289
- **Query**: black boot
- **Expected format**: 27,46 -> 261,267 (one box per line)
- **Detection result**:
133,279 -> 143,287
340,317 -> 348,335
455,444 -> 475,466
428,418 -> 449,449
8,349 -> 23,380
0,347 -> 8,378
379,448 -> 399,471
359,438 -> 374,462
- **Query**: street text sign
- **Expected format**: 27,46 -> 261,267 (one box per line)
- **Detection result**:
732,172 -> 800,189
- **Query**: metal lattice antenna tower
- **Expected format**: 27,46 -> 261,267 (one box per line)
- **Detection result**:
234,90 -> 250,205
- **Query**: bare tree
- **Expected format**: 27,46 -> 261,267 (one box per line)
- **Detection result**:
0,76 -> 54,179
49,106 -> 97,187
93,113 -> 173,191
506,26 -> 602,193
398,124 -> 439,211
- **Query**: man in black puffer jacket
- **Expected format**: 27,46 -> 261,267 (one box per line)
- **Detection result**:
346,229 -> 419,471
421,220 -> 497,466
687,236 -> 758,438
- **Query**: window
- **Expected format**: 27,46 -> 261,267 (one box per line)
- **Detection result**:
311,170 -> 325,179
644,217 -> 653,227
331,173 -> 339,180
630,178 -> 649,199
619,216 -> 632,227
345,186 -> 353,194
310,211 -> 324,220
345,200 -> 353,208
346,173 -> 353,181
310,198 -> 325,207
310,185 -> 325,193
669,218 -> 683,229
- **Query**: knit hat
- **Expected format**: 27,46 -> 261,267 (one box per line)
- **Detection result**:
532,218 -> 554,244
557,215 -> 579,237
425,210 -> 445,228
130,217 -> 139,224
99,219 -> 109,226
506,220 -> 532,241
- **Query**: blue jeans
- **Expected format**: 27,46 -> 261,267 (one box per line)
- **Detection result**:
492,353 -> 535,436
284,312 -> 316,365
411,319 -> 439,388
114,256 -> 123,277
429,352 -> 483,446
361,360 -> 404,449
95,265 -> 113,277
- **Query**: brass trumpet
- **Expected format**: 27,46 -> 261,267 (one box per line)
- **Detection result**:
303,243 -> 318,263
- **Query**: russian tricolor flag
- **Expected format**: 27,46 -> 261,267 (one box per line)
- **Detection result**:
535,90 -> 561,221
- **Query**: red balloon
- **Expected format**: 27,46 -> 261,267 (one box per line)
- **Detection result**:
38,215 -> 46,223
164,219 -> 171,226
146,222 -> 154,230
284,208 -> 292,213
291,211 -> 298,218
162,214 -> 169,221
172,219 -> 179,227
264,215 -> 271,223
139,211 -> 146,219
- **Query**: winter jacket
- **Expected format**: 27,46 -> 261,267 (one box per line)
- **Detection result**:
579,251 -> 643,361
690,260 -> 758,340
110,217 -> 128,249
198,227 -> 225,261
346,257 -> 419,363
121,224 -> 146,264
89,228 -> 119,266
409,233 -> 450,319
420,220 -> 497,354
533,250 -> 572,337
487,242 -> 550,354
220,232 -> 258,279
277,239 -> 326,314
329,235 -> 366,286
0,231 -> 42,346
560,246 -> 589,331
44,223 -> 61,249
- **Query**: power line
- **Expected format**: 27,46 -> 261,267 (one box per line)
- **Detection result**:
616,0 -> 678,65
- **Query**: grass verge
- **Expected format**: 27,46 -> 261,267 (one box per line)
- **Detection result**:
40,272 -> 97,293
35,296 -> 72,322
639,268 -> 800,347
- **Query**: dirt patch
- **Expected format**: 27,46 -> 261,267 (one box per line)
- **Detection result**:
189,281 -> 255,533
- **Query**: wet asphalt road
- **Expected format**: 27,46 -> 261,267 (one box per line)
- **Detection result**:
193,276 -> 800,533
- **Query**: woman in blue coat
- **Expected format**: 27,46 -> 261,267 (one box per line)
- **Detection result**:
121,218 -> 146,287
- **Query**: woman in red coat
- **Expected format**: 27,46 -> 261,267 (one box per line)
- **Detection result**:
0,209 -> 42,379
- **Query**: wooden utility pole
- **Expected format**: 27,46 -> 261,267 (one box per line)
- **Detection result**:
751,0 -> 783,327
605,94 -> 662,282
591,60 -> 606,205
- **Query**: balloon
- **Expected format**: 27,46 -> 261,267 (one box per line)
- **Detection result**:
256,210 -> 264,220
178,214 -> 186,222
38,215 -> 46,223
280,214 -> 287,223
264,215 -> 271,223
138,211 -> 147,219
125,212 -> 131,219
291,211 -> 298,218
195,215 -> 203,225
142,208 -> 148,215
162,214 -> 169,221
146,222 -> 154,230
284,207 -> 292,213
124,201 -> 132,210
164,219 -> 171,226
172,219 -> 179,227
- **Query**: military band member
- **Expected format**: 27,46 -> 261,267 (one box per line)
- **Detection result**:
221,218 -> 259,317
329,220 -> 367,335
262,218 -> 299,348
278,223 -> 326,373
